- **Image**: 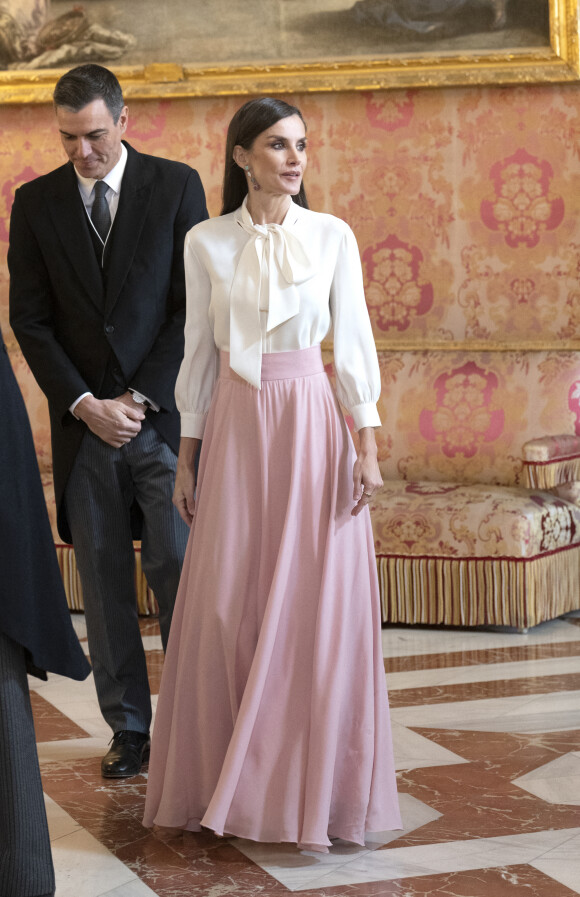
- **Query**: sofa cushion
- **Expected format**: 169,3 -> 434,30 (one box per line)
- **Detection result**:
370,481 -> 580,559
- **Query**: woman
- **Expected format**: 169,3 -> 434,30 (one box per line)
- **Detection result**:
143,97 -> 401,852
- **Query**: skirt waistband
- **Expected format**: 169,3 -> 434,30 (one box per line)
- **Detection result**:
220,346 -> 324,382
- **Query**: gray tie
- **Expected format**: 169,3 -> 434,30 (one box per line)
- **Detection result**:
91,180 -> 111,243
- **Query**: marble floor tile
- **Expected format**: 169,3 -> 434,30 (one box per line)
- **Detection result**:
261,828 -> 580,891
388,672 -> 580,708
391,722 -> 468,770
512,751 -> 580,805
29,672 -> 99,701
531,832 -> 580,895
22,613 -> 580,896
31,691 -> 91,741
45,793 -> 83,841
47,797 -> 144,897
394,731 -> 580,848
386,654 -> 580,691
331,866 -> 580,897
384,639 -> 580,674
391,690 -> 580,733
382,618 -> 580,659
99,882 -> 159,897
69,613 -> 88,640
37,735 -> 109,764
233,792 -> 441,892
141,635 -> 163,652
138,618 -> 163,638
145,649 -> 164,694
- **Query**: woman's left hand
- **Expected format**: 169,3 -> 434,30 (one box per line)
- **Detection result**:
352,426 -> 383,517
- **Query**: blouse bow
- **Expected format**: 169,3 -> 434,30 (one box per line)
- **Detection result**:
229,201 -> 315,389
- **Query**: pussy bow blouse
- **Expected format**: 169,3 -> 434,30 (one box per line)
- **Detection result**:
175,197 -> 381,439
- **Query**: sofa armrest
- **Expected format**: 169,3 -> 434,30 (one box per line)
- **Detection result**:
522,434 -> 580,489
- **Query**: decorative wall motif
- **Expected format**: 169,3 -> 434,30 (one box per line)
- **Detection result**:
363,234 -> 434,331
480,148 -> 565,248
419,361 -> 505,459
376,351 -> 579,487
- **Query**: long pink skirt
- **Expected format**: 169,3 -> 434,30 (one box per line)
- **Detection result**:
143,346 -> 401,852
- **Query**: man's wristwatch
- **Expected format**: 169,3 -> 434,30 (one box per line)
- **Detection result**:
129,390 -> 154,409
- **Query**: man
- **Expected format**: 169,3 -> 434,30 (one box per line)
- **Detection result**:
0,327 -> 91,897
8,64 -> 208,778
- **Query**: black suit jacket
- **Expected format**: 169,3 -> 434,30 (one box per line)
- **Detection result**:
8,142 -> 208,542
0,331 -> 90,680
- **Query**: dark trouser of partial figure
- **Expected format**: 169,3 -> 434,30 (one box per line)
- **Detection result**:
64,419 -> 189,735
0,631 -> 55,897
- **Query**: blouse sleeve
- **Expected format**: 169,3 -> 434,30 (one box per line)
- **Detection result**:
175,231 -> 219,438
329,223 -> 381,430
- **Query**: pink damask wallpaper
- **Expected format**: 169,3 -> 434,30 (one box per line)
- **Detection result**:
3,84 -> 580,346
2,83 -> 580,497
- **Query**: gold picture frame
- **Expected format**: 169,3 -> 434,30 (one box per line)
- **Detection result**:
0,0 -> 577,104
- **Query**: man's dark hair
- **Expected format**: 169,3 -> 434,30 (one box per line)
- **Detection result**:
221,97 -> 308,215
53,64 -> 125,123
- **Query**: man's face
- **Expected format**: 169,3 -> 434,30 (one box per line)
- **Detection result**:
56,98 -> 128,179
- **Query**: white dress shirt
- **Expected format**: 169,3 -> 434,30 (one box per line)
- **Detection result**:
70,145 -> 159,415
75,142 -> 127,234
176,198 -> 381,439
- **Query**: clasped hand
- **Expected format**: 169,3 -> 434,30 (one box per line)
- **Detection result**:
75,392 -> 145,447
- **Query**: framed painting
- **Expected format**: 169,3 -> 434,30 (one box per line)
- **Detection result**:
0,0 -> 578,103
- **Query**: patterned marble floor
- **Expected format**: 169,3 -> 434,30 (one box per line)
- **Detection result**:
30,611 -> 580,897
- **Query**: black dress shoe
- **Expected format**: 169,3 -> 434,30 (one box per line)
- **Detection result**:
101,729 -> 150,779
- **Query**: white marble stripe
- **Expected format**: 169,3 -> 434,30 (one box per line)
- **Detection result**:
512,751 -> 580,805
45,796 -> 152,897
391,722 -> 468,771
386,654 -> 580,691
99,883 -> 161,897
235,828 -> 580,892
532,832 -> 580,894
233,792 -> 442,891
382,617 -> 580,659
391,690 -> 580,733
37,736 -> 110,764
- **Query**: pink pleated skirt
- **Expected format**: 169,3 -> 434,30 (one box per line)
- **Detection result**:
143,346 -> 401,851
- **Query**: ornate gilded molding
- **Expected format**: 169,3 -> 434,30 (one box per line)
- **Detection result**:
0,0 -> 577,104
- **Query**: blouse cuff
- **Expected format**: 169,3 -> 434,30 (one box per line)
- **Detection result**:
351,402 -> 381,431
180,411 -> 208,440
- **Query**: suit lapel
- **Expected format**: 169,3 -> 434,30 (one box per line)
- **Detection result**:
104,144 -> 153,316
46,164 -> 104,311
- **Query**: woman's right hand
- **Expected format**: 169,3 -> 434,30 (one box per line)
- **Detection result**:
173,437 -> 200,526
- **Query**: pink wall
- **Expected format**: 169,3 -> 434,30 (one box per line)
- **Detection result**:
2,84 -> 580,455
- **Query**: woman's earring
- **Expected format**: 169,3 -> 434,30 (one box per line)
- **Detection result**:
244,164 -> 261,191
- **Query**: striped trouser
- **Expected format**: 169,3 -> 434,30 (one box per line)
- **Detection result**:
64,419 -> 189,734
0,630 -> 55,897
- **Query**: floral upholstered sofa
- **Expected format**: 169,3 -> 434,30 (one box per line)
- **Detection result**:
333,348 -> 580,630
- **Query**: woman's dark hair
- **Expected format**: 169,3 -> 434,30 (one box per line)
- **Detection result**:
53,64 -> 125,123
221,97 -> 309,215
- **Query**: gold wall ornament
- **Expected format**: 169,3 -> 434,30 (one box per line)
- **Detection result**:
0,0 -> 577,103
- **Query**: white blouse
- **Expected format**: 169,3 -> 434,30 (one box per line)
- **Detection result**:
176,197 -> 381,438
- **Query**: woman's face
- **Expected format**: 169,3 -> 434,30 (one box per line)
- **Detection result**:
236,114 -> 307,197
